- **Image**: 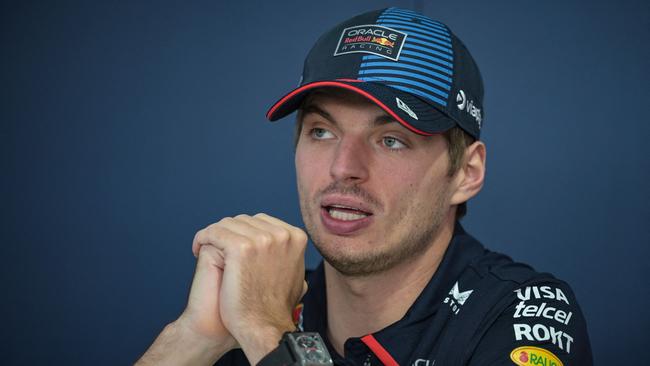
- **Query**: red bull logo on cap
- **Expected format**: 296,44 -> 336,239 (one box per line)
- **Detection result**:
372,37 -> 395,47
334,24 -> 407,61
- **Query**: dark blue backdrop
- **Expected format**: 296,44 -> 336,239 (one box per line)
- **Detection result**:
2,0 -> 648,364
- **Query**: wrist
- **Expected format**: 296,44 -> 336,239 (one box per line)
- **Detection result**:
258,332 -> 333,366
235,322 -> 296,365
171,318 -> 236,361
136,320 -> 233,366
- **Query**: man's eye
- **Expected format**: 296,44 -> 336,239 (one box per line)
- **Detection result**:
382,136 -> 407,150
310,128 -> 334,139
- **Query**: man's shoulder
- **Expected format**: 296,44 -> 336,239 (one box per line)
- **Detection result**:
450,238 -> 593,365
460,241 -> 586,321
469,248 -> 555,283
452,224 -> 554,284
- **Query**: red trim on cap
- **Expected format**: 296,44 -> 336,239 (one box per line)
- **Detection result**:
360,335 -> 400,366
266,81 -> 433,136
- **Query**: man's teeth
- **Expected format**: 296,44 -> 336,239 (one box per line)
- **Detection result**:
328,208 -> 368,221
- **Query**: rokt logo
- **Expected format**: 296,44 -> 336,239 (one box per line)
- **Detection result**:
456,90 -> 482,128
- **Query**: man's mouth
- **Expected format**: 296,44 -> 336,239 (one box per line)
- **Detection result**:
319,195 -> 376,235
325,204 -> 372,221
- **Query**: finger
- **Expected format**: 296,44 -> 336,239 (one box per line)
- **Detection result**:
185,245 -> 224,326
236,214 -> 292,245
192,224 -> 221,257
218,215 -> 278,248
254,213 -> 308,248
302,280 -> 308,298
192,230 -> 201,257
197,243 -> 225,270
192,223 -> 253,256
252,213 -> 297,231
192,218 -> 244,257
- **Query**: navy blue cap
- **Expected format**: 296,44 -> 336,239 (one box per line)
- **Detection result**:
266,7 -> 485,139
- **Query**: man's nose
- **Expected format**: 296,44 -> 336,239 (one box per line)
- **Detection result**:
329,137 -> 370,183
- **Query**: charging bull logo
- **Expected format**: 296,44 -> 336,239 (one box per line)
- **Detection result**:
334,24 -> 407,61
372,37 -> 395,47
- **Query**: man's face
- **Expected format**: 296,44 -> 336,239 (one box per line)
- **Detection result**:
295,89 -> 457,276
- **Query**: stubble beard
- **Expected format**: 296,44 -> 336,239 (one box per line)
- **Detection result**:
299,182 -> 450,277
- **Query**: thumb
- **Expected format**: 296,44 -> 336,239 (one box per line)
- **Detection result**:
301,280 -> 308,299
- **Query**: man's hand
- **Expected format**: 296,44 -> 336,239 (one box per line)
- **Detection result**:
135,240 -> 237,366
136,213 -> 307,366
192,213 -> 308,365
177,242 -> 238,349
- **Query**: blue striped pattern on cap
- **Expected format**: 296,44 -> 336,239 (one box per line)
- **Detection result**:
357,7 -> 454,107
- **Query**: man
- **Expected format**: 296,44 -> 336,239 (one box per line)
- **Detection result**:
137,7 -> 592,366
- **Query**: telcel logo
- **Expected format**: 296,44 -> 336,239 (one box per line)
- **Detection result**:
456,90 -> 482,128
509,346 -> 563,366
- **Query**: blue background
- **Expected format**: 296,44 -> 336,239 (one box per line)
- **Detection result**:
2,0 -> 648,364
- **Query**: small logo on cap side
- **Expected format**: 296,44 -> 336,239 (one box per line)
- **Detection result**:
456,90 -> 467,110
334,25 -> 407,61
456,89 -> 482,128
396,97 -> 418,120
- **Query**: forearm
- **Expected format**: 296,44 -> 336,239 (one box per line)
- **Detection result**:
135,320 -> 229,366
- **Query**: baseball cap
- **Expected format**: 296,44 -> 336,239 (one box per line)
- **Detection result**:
266,7 -> 485,139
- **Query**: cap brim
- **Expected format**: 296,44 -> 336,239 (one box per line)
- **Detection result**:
266,80 -> 455,136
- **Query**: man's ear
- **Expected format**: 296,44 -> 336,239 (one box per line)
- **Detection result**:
450,141 -> 486,205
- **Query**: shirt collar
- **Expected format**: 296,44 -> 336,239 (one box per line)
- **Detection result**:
300,223 -> 486,360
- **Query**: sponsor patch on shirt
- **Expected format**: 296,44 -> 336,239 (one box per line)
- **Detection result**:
333,24 -> 407,61
511,285 -> 576,354
443,281 -> 474,315
510,346 -> 563,366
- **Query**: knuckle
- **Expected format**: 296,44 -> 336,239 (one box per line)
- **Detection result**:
274,227 -> 291,243
206,222 -> 224,236
255,232 -> 273,246
193,227 -> 210,244
237,238 -> 254,254
193,229 -> 203,243
292,228 -> 308,244
216,216 -> 234,227
216,217 -> 242,233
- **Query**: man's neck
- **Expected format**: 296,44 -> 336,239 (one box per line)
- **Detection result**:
324,218 -> 456,356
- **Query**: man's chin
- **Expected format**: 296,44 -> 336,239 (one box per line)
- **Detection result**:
315,244 -> 397,277
323,255 -> 395,277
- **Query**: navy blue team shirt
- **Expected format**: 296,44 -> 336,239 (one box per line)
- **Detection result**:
216,223 -> 593,365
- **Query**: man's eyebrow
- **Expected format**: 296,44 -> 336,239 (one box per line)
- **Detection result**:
372,114 -> 399,127
301,105 -> 337,126
301,104 -> 399,127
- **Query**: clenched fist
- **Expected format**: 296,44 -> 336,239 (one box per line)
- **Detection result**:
136,213 -> 308,366
190,213 -> 308,364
